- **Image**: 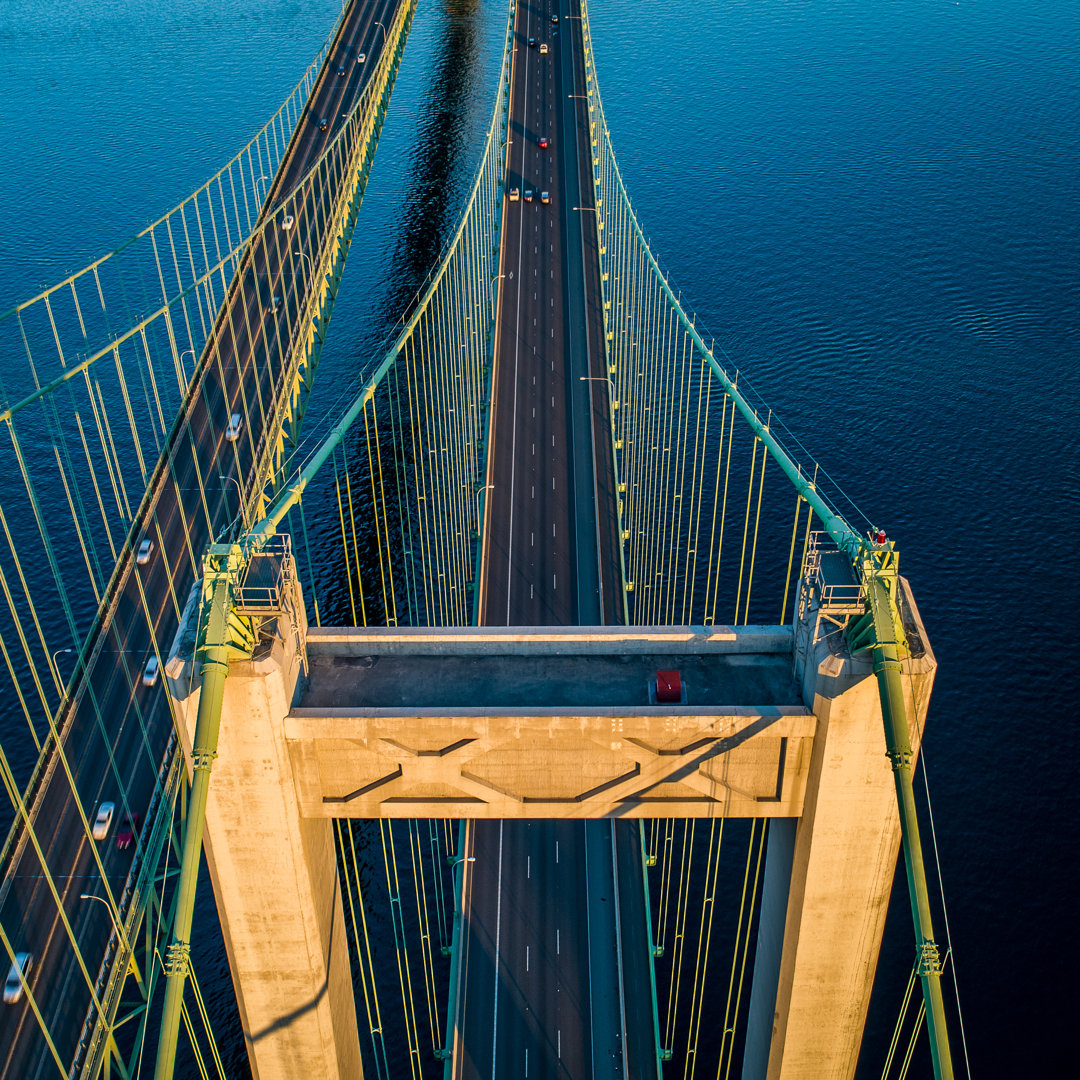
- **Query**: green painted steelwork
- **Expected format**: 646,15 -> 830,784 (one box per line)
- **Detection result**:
859,571 -> 954,1080
250,0 -> 517,545
152,543 -> 246,1080
639,828 -> 667,1075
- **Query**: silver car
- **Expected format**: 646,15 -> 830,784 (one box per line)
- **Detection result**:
3,953 -> 33,1005
92,801 -> 115,841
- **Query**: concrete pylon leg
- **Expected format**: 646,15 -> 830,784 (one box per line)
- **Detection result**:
167,596 -> 362,1080
743,578 -> 935,1080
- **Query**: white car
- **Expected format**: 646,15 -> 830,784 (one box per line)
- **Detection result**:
92,801 -> 115,841
539,42 -> 548,54
509,187 -> 520,202
3,953 -> 32,1005
540,191 -> 551,204
225,413 -> 242,442
136,538 -> 153,565
281,214 -> 295,231
357,51 -> 366,64
142,655 -> 160,687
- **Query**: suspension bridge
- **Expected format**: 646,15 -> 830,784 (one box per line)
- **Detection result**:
0,2 -> 963,1078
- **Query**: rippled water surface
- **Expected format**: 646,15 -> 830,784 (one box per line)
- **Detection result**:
3,0 -> 1077,1076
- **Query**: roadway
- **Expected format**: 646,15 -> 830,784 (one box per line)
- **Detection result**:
458,2 -> 653,1077
0,3 -> 403,1075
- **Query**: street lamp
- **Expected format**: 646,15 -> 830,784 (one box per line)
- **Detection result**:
374,20 -> 387,46
489,273 -> 505,321
475,484 -> 494,534
79,893 -> 125,942
51,647 -> 74,687
580,375 -> 618,410
293,249 -> 314,292
217,474 -> 246,539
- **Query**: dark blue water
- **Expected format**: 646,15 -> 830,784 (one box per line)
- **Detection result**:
3,0 -> 1077,1076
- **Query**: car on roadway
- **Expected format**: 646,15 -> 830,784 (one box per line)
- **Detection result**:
142,655 -> 160,687
527,37 -> 537,48
509,187 -> 520,201
540,42 -> 548,54
319,117 -> 329,131
225,412 -> 243,442
357,51 -> 366,63
538,135 -> 549,149
337,65 -> 346,77
117,813 -> 139,851
92,802 -> 115,841
524,189 -> 534,202
270,295 -> 282,313
540,191 -> 551,204
281,213 -> 295,231
136,538 -> 154,565
552,14 -> 559,22
3,953 -> 32,1005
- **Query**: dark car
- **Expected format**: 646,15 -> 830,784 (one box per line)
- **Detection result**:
337,65 -> 346,77
116,812 -> 139,851
319,117 -> 329,131
527,37 -> 537,47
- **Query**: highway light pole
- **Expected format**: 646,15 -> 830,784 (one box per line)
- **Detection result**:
436,852 -> 475,1060
579,375 -> 618,411
50,647 -> 73,688
293,249 -> 313,292
475,484 -> 494,534
79,893 -> 124,942
489,273 -> 505,321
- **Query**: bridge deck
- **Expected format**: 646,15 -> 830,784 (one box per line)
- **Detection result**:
461,0 -> 655,1075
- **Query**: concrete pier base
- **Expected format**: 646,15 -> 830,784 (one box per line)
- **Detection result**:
166,598 -> 362,1080
742,577 -> 936,1080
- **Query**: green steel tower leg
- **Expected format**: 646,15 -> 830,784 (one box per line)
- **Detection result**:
153,547 -> 243,1080
865,576 -> 954,1080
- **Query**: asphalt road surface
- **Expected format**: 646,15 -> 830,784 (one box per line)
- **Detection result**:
0,3 -> 401,1075
458,2 -> 653,1077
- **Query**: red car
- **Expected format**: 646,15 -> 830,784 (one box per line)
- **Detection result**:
538,136 -> 549,149
117,812 -> 139,850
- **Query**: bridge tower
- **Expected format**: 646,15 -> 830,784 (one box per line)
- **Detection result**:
162,534 -> 936,1079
